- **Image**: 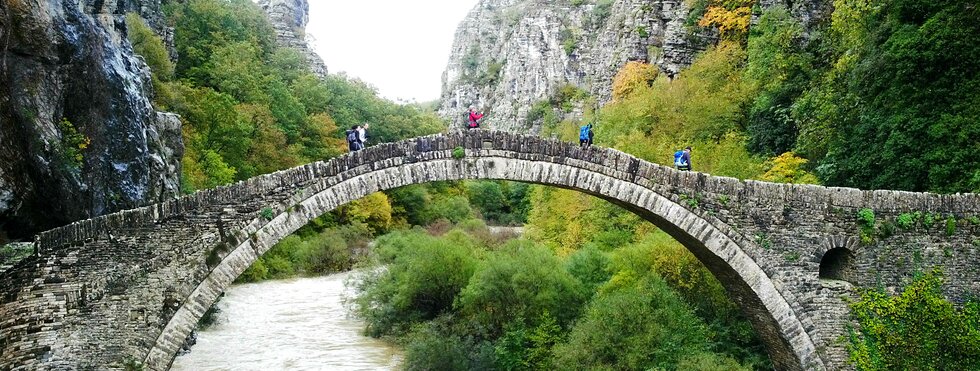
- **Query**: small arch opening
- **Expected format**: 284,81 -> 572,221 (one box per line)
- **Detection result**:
819,247 -> 855,282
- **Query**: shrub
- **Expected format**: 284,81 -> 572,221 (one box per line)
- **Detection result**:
847,270 -> 980,370
896,213 -> 916,230
125,13 -> 175,80
857,208 -> 877,244
58,118 -> 90,169
611,61 -> 659,102
429,195 -> 473,223
565,247 -> 612,296
455,241 -> 587,335
260,207 -> 275,220
354,230 -> 479,337
402,324 -> 472,371
553,273 -> 716,370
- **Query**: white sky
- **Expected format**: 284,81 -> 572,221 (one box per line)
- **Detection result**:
306,0 -> 479,103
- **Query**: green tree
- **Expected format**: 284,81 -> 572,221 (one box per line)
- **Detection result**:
744,6 -> 813,156
811,0 -> 980,192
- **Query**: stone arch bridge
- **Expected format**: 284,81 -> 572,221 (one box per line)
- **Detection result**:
2,131 -> 979,370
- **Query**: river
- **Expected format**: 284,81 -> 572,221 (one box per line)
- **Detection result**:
171,271 -> 401,370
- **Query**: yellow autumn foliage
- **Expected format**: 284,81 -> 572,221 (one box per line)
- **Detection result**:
760,152 -> 820,184
611,61 -> 659,102
344,192 -> 394,233
525,186 -> 596,256
698,0 -> 754,41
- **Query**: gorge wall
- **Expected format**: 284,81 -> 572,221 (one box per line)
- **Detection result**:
0,0 -> 184,240
257,0 -> 327,79
438,0 -> 830,133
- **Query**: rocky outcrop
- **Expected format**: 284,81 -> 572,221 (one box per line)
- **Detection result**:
439,0 -> 711,133
258,0 -> 327,78
438,0 -> 832,133
0,0 -> 183,239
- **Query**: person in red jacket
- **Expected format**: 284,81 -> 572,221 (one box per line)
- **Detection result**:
468,106 -> 484,129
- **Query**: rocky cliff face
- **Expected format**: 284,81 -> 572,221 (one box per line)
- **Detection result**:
258,0 -> 327,78
439,0 -> 710,133
439,0 -> 830,133
0,0 -> 183,239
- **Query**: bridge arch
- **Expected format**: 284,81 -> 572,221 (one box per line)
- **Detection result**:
134,137 -> 821,370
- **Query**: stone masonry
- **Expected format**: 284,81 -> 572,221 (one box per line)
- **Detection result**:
2,131 -> 979,370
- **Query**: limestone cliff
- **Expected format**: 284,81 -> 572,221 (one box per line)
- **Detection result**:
439,0 -> 709,133
0,0 -> 183,239
258,0 -> 327,78
439,0 -> 830,133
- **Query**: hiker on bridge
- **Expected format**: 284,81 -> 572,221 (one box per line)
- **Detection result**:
579,122 -> 594,148
674,146 -> 692,171
358,123 -> 370,148
346,125 -> 363,152
467,106 -> 484,129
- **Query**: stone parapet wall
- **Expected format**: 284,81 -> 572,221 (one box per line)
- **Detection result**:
36,131 -> 980,252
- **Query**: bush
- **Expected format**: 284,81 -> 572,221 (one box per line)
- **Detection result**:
847,270 -> 980,370
455,241 -> 587,335
565,247 -> 612,296
553,273 -> 717,370
125,13 -> 175,80
429,195 -> 473,224
354,230 -> 479,337
466,181 -> 530,225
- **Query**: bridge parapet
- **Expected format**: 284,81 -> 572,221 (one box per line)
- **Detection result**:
37,131 -> 980,252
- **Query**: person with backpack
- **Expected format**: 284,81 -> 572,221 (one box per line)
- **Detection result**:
674,146 -> 692,171
346,125 -> 362,152
467,106 -> 484,129
357,123 -> 370,149
579,123 -> 594,148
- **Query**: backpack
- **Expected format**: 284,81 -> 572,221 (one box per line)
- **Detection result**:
674,150 -> 687,167
580,125 -> 590,140
468,113 -> 480,128
346,130 -> 359,144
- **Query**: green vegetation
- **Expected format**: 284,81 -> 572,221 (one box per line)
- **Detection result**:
560,28 -> 579,56
238,222 -> 371,282
122,357 -> 144,371
57,118 -> 90,169
587,0 -> 615,29
127,0 -> 446,192
259,207 -> 275,220
478,60 -> 505,86
896,213 -> 916,230
0,244 -> 33,265
847,270 -> 980,370
857,208 -> 876,226
452,146 -> 465,159
352,225 -> 767,370
465,181 -> 530,225
946,217 -> 957,236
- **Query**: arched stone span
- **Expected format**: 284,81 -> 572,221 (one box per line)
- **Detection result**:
3,131 -> 979,370
141,156 -> 819,370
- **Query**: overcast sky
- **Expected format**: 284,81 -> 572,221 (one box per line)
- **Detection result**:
306,0 -> 479,103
